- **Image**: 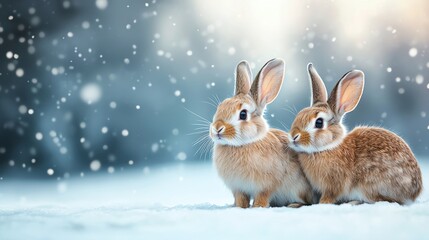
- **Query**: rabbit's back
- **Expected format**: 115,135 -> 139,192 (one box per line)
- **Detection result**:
350,127 -> 423,203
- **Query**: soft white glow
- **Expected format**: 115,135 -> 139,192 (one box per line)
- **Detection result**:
35,132 -> 43,140
80,83 -> 102,104
47,168 -> 54,175
95,0 -> 108,10
90,160 -> 101,171
121,129 -> 129,137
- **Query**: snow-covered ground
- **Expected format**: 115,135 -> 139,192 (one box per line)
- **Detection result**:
1,160 -> 428,240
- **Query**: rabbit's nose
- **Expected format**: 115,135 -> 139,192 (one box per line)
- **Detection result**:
293,133 -> 300,141
217,127 -> 224,134
212,121 -> 225,133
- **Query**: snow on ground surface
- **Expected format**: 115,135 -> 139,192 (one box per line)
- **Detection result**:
1,160 -> 429,240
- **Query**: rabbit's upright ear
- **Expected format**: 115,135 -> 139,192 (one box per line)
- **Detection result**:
328,70 -> 365,117
250,58 -> 285,109
307,63 -> 328,105
234,61 -> 252,95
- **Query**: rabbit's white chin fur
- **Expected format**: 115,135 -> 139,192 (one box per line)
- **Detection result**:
212,132 -> 267,147
289,137 -> 345,154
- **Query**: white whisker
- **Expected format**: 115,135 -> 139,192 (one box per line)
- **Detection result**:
192,126 -> 210,130
195,138 -> 208,156
195,119 -> 210,124
184,107 -> 211,123
203,100 -> 217,108
214,94 -> 221,105
192,123 -> 210,127
281,106 -> 297,117
193,135 -> 210,146
201,138 -> 213,160
209,95 -> 220,107
276,119 -> 290,132
187,130 -> 209,136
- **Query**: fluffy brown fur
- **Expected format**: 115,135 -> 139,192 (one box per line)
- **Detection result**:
289,64 -> 423,205
296,125 -> 422,204
211,59 -> 314,207
214,129 -> 313,207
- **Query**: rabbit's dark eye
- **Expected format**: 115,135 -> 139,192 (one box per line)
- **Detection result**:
239,110 -> 247,120
315,118 -> 324,129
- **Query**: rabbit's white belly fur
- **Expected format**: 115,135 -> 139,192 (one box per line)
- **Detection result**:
223,175 -> 305,205
213,152 -> 306,205
214,156 -> 280,196
223,174 -> 305,204
338,188 -> 368,203
311,176 -> 367,203
225,177 -> 264,195
271,180 -> 309,205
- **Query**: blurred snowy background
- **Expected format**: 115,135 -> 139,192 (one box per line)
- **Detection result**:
0,0 -> 428,178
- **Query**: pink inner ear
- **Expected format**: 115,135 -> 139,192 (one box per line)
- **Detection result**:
338,72 -> 364,113
259,63 -> 283,105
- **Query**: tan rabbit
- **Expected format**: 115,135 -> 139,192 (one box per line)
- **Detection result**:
210,59 -> 314,208
288,63 -> 423,205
